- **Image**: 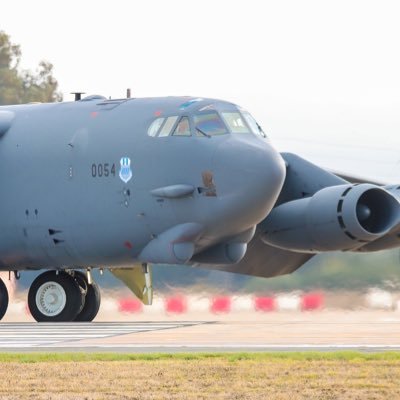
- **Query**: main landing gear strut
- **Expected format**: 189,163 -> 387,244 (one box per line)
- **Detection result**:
0,270 -> 101,323
0,265 -> 148,323
27,270 -> 101,322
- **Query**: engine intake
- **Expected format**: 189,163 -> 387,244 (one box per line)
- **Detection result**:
261,184 -> 400,253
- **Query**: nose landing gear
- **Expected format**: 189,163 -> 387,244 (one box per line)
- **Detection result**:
27,270 -> 101,322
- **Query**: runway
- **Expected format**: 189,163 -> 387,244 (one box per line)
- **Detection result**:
0,322 -> 205,350
1,311 -> 400,352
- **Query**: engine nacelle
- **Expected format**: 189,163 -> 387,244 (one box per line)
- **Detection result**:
261,184 -> 400,253
355,185 -> 400,252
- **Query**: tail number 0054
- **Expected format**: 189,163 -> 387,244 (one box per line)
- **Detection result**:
91,163 -> 116,178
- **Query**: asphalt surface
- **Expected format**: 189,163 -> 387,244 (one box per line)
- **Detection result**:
1,311 -> 400,352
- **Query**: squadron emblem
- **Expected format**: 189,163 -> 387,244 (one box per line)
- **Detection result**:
119,157 -> 132,183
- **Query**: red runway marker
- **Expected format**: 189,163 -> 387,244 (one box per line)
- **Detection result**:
301,292 -> 324,311
210,296 -> 231,314
165,295 -> 187,314
254,296 -> 276,312
118,297 -> 143,313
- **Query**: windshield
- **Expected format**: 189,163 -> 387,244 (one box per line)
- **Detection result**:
173,117 -> 191,136
159,116 -> 178,137
193,112 -> 228,136
147,117 -> 165,137
241,111 -> 267,138
221,112 -> 250,134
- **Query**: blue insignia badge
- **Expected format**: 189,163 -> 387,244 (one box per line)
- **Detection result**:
119,157 -> 132,183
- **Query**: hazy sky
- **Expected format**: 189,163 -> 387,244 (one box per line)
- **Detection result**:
3,0 -> 400,181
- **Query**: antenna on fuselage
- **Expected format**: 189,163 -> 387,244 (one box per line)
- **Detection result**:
126,88 -> 131,99
71,92 -> 86,101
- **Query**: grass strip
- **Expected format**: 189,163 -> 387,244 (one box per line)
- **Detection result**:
0,353 -> 399,399
0,351 -> 399,363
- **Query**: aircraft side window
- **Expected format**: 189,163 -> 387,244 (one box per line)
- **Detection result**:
147,117 -> 165,137
241,111 -> 267,138
158,116 -> 178,137
193,112 -> 228,136
172,117 -> 191,136
221,112 -> 250,134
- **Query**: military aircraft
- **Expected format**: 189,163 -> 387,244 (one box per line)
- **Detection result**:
0,95 -> 399,322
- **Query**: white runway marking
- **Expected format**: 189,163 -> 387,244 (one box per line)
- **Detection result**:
0,322 -> 202,348
1,318 -> 399,352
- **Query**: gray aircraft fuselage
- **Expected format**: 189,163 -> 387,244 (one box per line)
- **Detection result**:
0,96 -> 285,271
2,94 -> 400,322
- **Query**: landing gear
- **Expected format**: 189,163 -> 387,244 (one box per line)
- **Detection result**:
27,270 -> 102,322
28,271 -> 84,322
73,271 -> 101,322
0,278 -> 9,321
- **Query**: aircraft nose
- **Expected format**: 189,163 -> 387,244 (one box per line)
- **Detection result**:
213,138 -> 286,230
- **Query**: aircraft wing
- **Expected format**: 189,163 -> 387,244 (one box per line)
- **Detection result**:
273,135 -> 400,184
329,171 -> 387,186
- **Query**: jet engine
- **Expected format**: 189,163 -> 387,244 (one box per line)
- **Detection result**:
354,185 -> 400,252
261,184 -> 400,253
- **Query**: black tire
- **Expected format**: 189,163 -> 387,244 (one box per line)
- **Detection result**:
28,271 -> 84,322
0,278 -> 9,321
73,271 -> 101,322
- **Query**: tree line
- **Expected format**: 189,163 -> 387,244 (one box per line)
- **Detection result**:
0,31 -> 62,105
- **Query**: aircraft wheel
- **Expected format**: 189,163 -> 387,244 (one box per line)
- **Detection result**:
28,271 -> 84,322
0,278 -> 9,321
73,271 -> 101,322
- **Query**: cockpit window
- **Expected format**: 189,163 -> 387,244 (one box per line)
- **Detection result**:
158,116 -> 178,137
221,112 -> 250,134
193,112 -> 228,136
147,117 -> 165,137
173,117 -> 191,136
241,111 -> 267,138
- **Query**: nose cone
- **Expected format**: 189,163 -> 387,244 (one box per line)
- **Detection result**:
213,137 -> 286,231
